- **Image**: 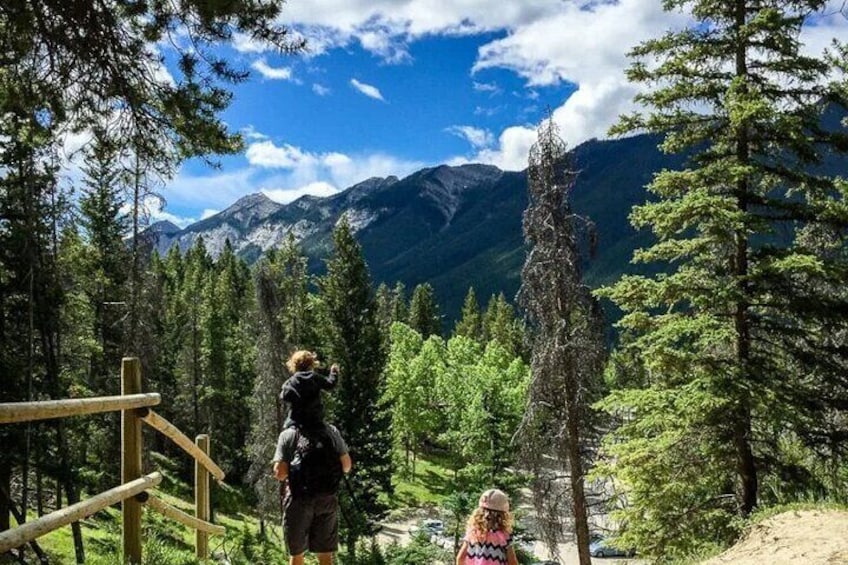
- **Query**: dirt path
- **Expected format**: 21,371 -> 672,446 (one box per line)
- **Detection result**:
702,509 -> 848,565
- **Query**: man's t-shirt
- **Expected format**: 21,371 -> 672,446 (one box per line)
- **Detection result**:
274,423 -> 348,464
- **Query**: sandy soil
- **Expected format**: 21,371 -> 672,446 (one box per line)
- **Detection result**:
702,509 -> 848,565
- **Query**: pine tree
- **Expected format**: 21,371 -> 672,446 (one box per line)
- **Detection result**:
597,1 -> 848,558
392,282 -> 409,323
453,287 -> 482,341
200,240 -> 255,480
408,283 -> 441,337
247,236 -> 312,530
0,65 -> 87,560
518,118 -> 606,565
375,283 -> 395,339
482,293 -> 525,359
78,126 -> 130,400
320,217 -> 393,557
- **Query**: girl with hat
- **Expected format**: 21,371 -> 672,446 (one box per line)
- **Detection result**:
455,489 -> 518,565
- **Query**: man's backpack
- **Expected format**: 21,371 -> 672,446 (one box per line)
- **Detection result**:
288,426 -> 343,498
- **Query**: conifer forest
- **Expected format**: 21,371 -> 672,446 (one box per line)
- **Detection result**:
2,0 -> 848,564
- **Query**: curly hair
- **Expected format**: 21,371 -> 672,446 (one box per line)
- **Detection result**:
286,350 -> 318,373
465,507 -> 514,540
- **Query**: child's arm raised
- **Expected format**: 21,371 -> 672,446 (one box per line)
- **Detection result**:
322,364 -> 340,389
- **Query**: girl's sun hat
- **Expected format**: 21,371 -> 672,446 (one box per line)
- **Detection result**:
478,489 -> 510,513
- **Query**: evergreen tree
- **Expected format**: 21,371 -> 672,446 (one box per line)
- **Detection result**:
392,282 -> 408,323
598,1 -> 848,558
518,118 -> 606,565
320,217 -> 393,557
200,240 -> 255,480
247,236 -> 312,531
408,283 -> 441,337
375,283 -> 395,340
453,287 -> 482,341
482,293 -> 525,359
78,127 -> 130,398
2,0 -> 306,174
175,238 -> 212,437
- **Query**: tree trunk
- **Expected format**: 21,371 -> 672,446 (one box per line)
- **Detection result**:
565,395 -> 592,565
36,466 -> 43,517
0,459 -> 10,532
733,0 -> 757,517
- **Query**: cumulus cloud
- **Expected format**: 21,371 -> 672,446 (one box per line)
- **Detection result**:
445,125 -> 495,149
350,78 -> 386,101
243,139 -> 422,188
251,58 -> 293,80
358,29 -> 411,63
160,140 -> 425,221
471,126 -> 538,171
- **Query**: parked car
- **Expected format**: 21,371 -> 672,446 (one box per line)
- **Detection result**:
589,537 -> 636,558
421,518 -> 445,535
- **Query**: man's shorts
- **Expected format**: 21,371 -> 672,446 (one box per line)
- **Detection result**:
283,493 -> 339,555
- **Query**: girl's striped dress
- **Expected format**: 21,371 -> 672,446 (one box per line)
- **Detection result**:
464,528 -> 512,565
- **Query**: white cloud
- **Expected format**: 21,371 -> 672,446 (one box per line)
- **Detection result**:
350,78 -> 386,101
445,125 -> 495,149
232,32 -> 272,53
358,29 -> 411,63
246,141 -> 319,169
200,209 -> 220,220
241,125 -> 269,141
262,181 -> 340,203
244,139 -> 422,188
312,83 -> 331,96
469,125 -> 538,171
164,168 -> 258,210
120,195 -> 197,228
251,58 -> 293,80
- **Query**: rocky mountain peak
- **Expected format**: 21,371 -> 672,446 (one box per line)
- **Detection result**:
213,191 -> 282,227
147,220 -> 182,235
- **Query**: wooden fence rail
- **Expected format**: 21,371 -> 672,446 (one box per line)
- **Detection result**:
144,495 -> 225,536
0,357 -> 227,564
140,409 -> 225,482
0,473 -> 162,554
0,394 -> 161,425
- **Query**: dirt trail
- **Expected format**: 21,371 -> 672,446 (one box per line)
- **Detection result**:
702,509 -> 848,565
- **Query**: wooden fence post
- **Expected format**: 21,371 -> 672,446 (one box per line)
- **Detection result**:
195,434 -> 210,560
122,358 -> 143,564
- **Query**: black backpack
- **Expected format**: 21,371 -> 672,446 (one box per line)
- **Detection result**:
288,426 -> 343,498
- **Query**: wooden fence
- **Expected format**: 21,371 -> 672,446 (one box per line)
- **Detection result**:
0,357 -> 227,563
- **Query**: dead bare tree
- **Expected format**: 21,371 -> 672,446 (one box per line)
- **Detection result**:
517,117 -> 606,565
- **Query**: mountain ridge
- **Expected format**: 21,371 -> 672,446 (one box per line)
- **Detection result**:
144,135 -> 681,320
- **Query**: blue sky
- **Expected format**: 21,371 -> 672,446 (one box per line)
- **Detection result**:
140,0 -> 847,226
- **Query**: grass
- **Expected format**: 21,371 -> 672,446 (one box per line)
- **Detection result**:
8,485 -> 291,565
387,452 -> 455,510
5,451 -> 460,564
748,499 -> 848,526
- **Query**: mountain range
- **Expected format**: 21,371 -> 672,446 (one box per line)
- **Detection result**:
146,109 -> 847,322
145,132 -> 682,322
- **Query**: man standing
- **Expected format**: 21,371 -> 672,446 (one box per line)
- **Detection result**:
273,423 -> 352,565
